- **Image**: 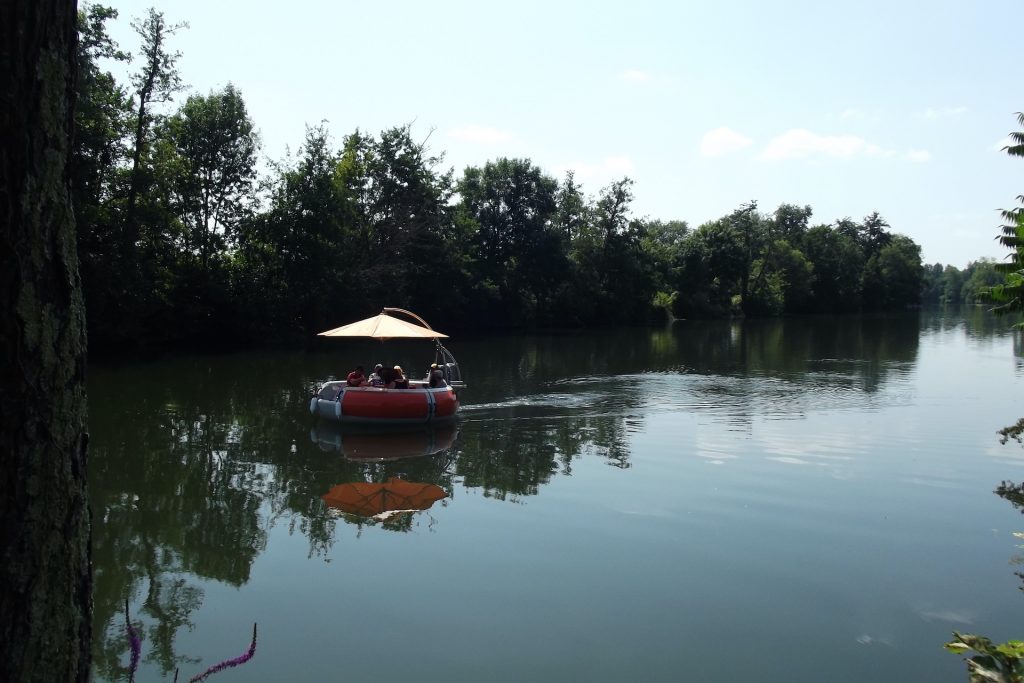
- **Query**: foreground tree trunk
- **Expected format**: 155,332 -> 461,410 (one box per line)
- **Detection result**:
0,1 -> 91,680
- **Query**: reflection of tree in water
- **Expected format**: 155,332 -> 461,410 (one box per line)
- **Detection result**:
90,360 -> 286,679
921,304 -> 1020,342
454,413 -> 632,501
995,481 -> 1024,592
88,314 -> 936,678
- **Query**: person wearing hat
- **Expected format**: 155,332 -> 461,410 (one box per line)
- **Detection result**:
392,365 -> 409,389
368,364 -> 385,387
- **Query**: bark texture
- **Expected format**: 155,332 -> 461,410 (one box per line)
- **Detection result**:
0,0 -> 91,680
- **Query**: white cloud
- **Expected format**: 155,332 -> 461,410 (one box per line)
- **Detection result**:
864,144 -> 896,159
919,106 -> 967,120
760,129 -> 870,160
620,69 -> 653,82
758,129 -> 927,162
700,127 -> 753,157
448,124 -> 511,145
556,156 -> 635,180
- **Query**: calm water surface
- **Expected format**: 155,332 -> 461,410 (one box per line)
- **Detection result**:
90,309 -> 1024,682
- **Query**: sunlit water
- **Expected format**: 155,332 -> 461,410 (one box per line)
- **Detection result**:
89,309 -> 1024,682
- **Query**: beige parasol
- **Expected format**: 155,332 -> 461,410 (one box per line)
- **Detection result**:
317,309 -> 448,340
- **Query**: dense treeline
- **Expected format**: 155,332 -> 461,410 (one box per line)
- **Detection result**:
920,259 -> 1005,307
76,6 -> 949,351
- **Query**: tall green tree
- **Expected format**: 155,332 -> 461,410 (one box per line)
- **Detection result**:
585,178 -> 653,321
163,83 -> 259,270
802,224 -> 864,312
982,112 -> 1024,326
335,125 -> 461,319
72,3 -> 134,347
1,0 -> 91,678
239,124 -> 351,335
458,158 -> 564,325
962,259 -> 1003,304
773,203 -> 813,245
125,7 -> 186,234
862,234 -> 922,310
72,3 -> 130,220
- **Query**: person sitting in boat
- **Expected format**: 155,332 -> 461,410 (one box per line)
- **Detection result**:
346,365 -> 366,387
428,363 -> 447,388
391,366 -> 410,389
368,364 -> 385,387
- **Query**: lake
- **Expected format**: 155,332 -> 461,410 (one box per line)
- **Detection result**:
89,309 -> 1024,682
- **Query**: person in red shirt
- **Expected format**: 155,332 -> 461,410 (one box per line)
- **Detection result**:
346,365 -> 366,387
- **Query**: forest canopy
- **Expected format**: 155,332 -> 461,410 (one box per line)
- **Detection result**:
75,5 -> 970,351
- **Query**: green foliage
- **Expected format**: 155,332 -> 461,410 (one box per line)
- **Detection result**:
458,158 -> 564,325
945,632 -> 1024,682
70,8 -> 935,351
162,84 -> 259,268
981,113 -> 1024,327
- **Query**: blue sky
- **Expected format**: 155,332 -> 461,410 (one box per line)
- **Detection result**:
102,0 -> 1023,266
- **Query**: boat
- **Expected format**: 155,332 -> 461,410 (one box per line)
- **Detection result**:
309,308 -> 464,425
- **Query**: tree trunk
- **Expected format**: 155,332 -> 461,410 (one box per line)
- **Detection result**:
0,1 -> 91,681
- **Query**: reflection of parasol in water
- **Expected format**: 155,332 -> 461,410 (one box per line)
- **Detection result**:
322,477 -> 447,520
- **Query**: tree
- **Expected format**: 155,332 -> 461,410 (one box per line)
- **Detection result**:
802,224 -> 864,312
125,7 -> 187,232
773,203 -> 812,245
0,1 -> 91,680
555,171 -> 588,242
333,125 -> 461,321
458,158 -> 564,324
676,219 -> 746,316
726,201 -> 766,313
239,124 -> 352,335
72,3 -> 130,218
982,112 -> 1024,326
962,259 -> 1003,304
862,234 -> 922,310
72,3 -> 134,347
163,84 -> 259,270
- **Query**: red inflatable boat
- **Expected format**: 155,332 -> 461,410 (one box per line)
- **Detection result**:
310,383 -> 458,424
309,308 -> 465,425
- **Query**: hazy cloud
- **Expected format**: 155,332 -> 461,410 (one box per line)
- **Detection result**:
759,129 -> 927,162
760,129 -> 871,160
620,69 -> 653,82
700,127 -> 754,157
448,124 -> 512,145
919,106 -> 967,120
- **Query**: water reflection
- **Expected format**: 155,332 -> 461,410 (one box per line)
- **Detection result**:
995,480 -> 1024,592
89,312 -> 936,680
323,478 -> 447,524
310,421 -> 459,461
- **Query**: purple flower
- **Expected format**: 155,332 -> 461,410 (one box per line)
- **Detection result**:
188,623 -> 258,683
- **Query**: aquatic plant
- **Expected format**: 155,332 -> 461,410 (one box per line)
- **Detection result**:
945,632 -> 1024,682
123,601 -> 256,681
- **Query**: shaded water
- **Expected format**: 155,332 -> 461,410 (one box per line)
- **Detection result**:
90,309 -> 1024,682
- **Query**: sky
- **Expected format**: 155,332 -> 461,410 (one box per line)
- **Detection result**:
100,0 -> 1024,266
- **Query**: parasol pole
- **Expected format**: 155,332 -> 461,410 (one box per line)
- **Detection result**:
381,307 -> 436,332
